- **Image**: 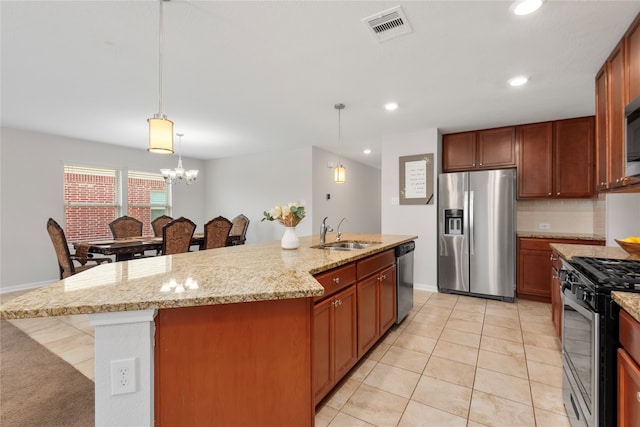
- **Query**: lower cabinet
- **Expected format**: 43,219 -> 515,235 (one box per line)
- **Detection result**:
313,249 -> 397,405
618,309 -> 640,426
551,250 -> 563,337
313,284 -> 357,405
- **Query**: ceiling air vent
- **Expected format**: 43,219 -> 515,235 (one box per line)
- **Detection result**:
362,6 -> 412,42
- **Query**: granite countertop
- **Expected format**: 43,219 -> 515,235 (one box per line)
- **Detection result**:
612,292 -> 640,324
550,243 -> 636,261
517,231 -> 606,241
0,233 -> 416,319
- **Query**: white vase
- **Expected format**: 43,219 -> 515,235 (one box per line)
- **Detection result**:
281,226 -> 299,249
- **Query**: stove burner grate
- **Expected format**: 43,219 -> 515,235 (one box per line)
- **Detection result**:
571,257 -> 640,289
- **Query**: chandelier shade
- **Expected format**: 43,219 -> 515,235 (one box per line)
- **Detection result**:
148,114 -> 174,154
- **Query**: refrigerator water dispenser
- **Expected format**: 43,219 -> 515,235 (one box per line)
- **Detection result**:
444,209 -> 463,235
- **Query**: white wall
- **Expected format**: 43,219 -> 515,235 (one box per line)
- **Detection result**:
204,146 -> 381,244
311,147 -> 381,236
0,127 -> 206,291
381,129 -> 440,291
606,193 -> 640,245
204,148 -> 314,243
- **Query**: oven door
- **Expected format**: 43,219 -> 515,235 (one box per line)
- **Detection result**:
562,286 -> 599,427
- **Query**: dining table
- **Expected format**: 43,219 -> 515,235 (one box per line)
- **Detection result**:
74,233 -> 205,261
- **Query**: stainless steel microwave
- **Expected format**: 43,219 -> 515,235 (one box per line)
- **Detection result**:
626,95 -> 640,177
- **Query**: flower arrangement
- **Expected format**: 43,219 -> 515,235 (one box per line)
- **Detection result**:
262,202 -> 306,227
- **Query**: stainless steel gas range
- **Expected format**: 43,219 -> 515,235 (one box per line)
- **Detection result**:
560,256 -> 640,427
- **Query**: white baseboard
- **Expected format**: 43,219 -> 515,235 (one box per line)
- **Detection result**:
0,279 -> 55,295
414,283 -> 438,293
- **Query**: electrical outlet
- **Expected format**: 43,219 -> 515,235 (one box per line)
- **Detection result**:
539,223 -> 551,230
111,358 -> 136,395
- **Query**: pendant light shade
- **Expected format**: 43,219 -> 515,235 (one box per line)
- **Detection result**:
148,0 -> 174,154
334,103 -> 346,184
148,114 -> 174,154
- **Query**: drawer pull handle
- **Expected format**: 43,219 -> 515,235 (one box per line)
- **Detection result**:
637,392 -> 640,402
333,277 -> 340,284
381,275 -> 386,280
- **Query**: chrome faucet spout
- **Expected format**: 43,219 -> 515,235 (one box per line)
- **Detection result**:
336,217 -> 348,241
320,217 -> 333,244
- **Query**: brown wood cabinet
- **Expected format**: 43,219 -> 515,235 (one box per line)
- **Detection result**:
517,237 -> 604,303
595,13 -> 640,192
618,309 -> 640,427
443,127 -> 516,172
550,250 -> 563,337
517,117 -> 594,199
356,250 -> 396,357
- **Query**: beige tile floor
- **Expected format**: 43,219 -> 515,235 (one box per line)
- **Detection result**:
2,289 -> 569,426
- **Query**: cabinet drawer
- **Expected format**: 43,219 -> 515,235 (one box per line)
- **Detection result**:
620,309 -> 640,364
356,250 -> 395,280
314,263 -> 356,302
519,238 -> 553,251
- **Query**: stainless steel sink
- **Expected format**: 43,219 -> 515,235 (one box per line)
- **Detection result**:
312,241 -> 380,251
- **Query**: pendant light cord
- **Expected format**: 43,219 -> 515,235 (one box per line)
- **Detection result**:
158,0 -> 164,115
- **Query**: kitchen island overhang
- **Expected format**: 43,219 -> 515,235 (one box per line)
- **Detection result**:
0,233 -> 417,426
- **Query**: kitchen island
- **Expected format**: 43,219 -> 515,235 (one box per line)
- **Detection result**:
0,233 -> 416,427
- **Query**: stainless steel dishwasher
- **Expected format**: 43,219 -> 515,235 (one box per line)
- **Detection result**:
395,241 -> 415,324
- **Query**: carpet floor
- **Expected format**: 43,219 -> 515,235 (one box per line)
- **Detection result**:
0,320 -> 94,427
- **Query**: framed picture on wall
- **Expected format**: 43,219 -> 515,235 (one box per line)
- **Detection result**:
399,153 -> 434,205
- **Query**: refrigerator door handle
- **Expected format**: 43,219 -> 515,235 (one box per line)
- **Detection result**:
469,191 -> 474,255
463,191 -> 469,255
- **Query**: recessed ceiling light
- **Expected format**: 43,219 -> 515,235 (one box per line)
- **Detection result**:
384,102 -> 398,111
512,0 -> 543,16
508,76 -> 529,87
363,149 -> 372,155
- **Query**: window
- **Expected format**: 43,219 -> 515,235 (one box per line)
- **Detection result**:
64,166 -> 170,241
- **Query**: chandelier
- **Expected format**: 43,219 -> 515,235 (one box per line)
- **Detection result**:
148,0 -> 174,154
334,103 -> 346,184
161,134 -> 198,184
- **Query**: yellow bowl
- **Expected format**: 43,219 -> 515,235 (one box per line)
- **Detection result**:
615,239 -> 640,256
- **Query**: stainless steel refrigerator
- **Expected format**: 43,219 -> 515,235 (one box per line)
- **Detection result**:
437,169 -> 516,301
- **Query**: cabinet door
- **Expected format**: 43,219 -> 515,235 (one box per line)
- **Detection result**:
313,298 -> 333,404
517,122 -> 553,198
442,132 -> 476,171
618,349 -> 640,427
333,285 -> 358,380
477,127 -> 516,169
627,16 -> 640,102
357,275 -> 379,357
554,117 -> 595,198
518,248 -> 552,301
596,68 -> 609,191
379,265 -> 397,335
608,42 -> 626,187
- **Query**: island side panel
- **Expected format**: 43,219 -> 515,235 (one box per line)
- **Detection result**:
154,298 -> 314,426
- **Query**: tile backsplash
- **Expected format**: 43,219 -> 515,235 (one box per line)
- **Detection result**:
516,196 -> 606,235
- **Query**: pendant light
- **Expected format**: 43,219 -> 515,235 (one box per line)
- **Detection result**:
161,133 -> 199,185
334,103 -> 346,184
148,0 -> 174,154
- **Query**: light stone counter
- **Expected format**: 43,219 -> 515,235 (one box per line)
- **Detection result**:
550,243 -> 636,261
0,233 -> 416,319
518,231 -> 606,241
612,292 -> 640,324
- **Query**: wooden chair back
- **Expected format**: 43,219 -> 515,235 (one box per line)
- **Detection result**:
151,215 -> 173,237
229,214 -> 250,245
47,218 -> 75,278
109,215 -> 143,239
162,217 -> 196,255
203,216 -> 233,250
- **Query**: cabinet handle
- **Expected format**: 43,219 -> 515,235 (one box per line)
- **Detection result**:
637,392 -> 640,402
550,254 -> 557,261
548,192 -> 552,196
333,277 -> 340,284
556,192 -> 560,196
381,275 -> 387,280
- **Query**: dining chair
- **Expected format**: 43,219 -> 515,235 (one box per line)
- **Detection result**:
202,216 -> 233,250
228,214 -> 250,245
47,218 -> 112,279
151,215 -> 174,237
109,215 -> 143,239
161,217 -> 196,255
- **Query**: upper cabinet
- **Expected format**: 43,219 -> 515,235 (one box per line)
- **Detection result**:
596,13 -> 640,192
517,117 -> 594,199
443,126 -> 516,172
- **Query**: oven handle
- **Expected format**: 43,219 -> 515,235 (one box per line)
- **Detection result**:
563,288 -> 594,318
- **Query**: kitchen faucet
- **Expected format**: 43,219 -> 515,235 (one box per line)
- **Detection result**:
320,217 -> 333,244
335,217 -> 348,242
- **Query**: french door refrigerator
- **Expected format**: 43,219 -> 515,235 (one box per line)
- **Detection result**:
437,169 -> 516,302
